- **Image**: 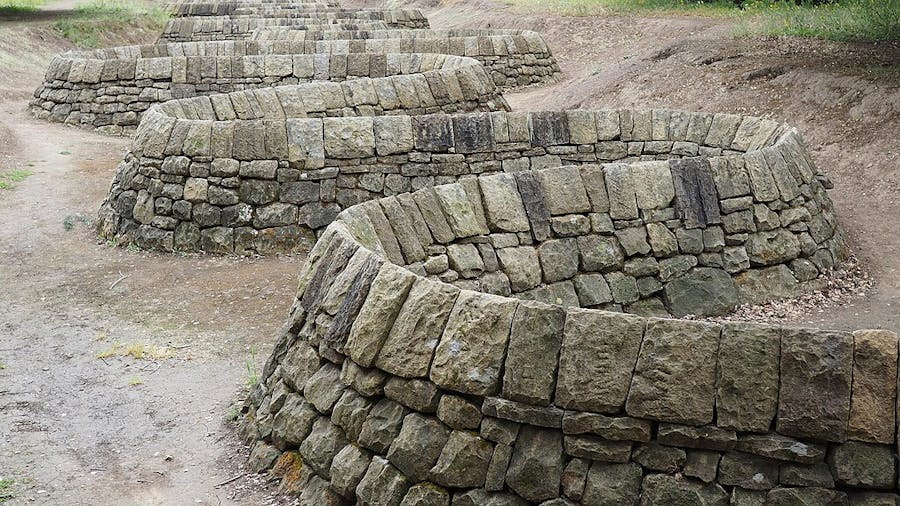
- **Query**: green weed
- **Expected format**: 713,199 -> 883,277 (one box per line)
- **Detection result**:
502,0 -> 900,41
53,0 -> 170,48
245,346 -> 259,388
0,169 -> 33,190
63,214 -> 90,231
0,478 -> 13,503
0,0 -> 44,14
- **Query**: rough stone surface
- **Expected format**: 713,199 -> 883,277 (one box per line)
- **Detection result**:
556,309 -> 644,413
626,318 -> 720,425
777,328 -> 853,442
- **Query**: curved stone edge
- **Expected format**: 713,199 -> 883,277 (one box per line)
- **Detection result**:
96,108 -> 845,269
158,18 -> 391,42
93,59 -> 509,253
248,28 -> 562,89
159,13 -> 428,42
28,31 -> 558,133
238,194 -> 897,504
165,0 -> 341,17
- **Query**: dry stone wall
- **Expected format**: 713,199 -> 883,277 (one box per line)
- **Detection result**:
249,28 -> 562,89
166,0 -> 341,17
239,175 -> 897,505
158,11 -> 428,42
159,18 -> 388,42
31,38 -> 550,133
40,0 -> 890,503
97,106 -> 846,303
94,62 -> 510,253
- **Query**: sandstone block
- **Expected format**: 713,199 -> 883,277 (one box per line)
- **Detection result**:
556,309 -> 644,413
429,430 -> 494,488
506,426 -> 565,502
626,318 -> 720,425
777,328 -> 853,442
716,322 -> 780,432
387,414 -> 451,482
848,329 -> 898,444
430,291 -> 518,396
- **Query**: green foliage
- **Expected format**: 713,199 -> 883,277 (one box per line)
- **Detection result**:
245,346 -> 259,388
0,478 -> 13,503
502,0 -> 900,41
0,169 -> 33,190
63,214 -> 90,231
742,0 -> 900,42
53,0 -> 170,48
0,0 -> 44,14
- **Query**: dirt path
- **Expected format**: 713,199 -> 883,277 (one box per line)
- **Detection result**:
0,13 -> 300,506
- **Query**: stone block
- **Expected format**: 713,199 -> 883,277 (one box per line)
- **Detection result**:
356,456 -> 411,506
829,442 -> 896,489
506,426 -> 564,502
848,329 -> 898,444
375,278 -> 459,378
502,300 -> 565,405
430,291 -> 518,396
555,309 -> 644,413
718,452 -> 779,490
535,166 -> 591,215
716,322 -> 781,432
480,173 -> 530,233
581,462 -> 642,506
429,430 -> 493,488
387,414 -> 451,482
626,318 -> 720,425
777,328 -> 853,442
640,474 -> 728,506
663,267 -> 738,317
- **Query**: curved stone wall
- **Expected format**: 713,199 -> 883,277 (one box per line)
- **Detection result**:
29,35 -> 550,134
158,12 -> 427,42
166,0 -> 340,17
97,108 -> 845,291
94,61 -> 510,253
158,18 -> 390,42
240,176 -> 896,505
249,28 -> 561,89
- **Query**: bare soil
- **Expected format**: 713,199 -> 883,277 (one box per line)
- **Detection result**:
0,0 -> 897,504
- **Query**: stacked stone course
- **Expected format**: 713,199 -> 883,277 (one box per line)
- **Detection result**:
97,105 -> 846,313
240,171 -> 898,504
158,12 -> 427,42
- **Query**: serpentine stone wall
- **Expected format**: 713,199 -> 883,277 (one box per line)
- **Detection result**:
239,178 -> 897,505
166,0 -> 340,17
94,62 -> 509,252
249,28 -> 561,89
30,37 -> 551,133
97,107 -> 846,298
158,12 -> 427,42
158,18 -> 388,42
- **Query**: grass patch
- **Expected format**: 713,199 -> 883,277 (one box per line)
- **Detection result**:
0,169 -> 33,190
53,0 -> 169,48
245,346 -> 259,388
742,0 -> 900,42
0,478 -> 13,503
0,0 -> 44,14
97,341 -> 174,360
502,0 -> 900,41
128,376 -> 143,386
63,214 -> 90,231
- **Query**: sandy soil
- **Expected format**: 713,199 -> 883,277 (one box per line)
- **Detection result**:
0,0 -> 897,504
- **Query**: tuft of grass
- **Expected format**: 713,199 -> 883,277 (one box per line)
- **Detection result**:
0,169 -> 33,190
128,376 -> 143,386
245,346 -> 259,388
97,341 -> 174,360
0,0 -> 44,14
0,477 -> 13,503
53,0 -> 170,48
502,0 -> 900,41
741,0 -> 900,42
63,214 -> 90,231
